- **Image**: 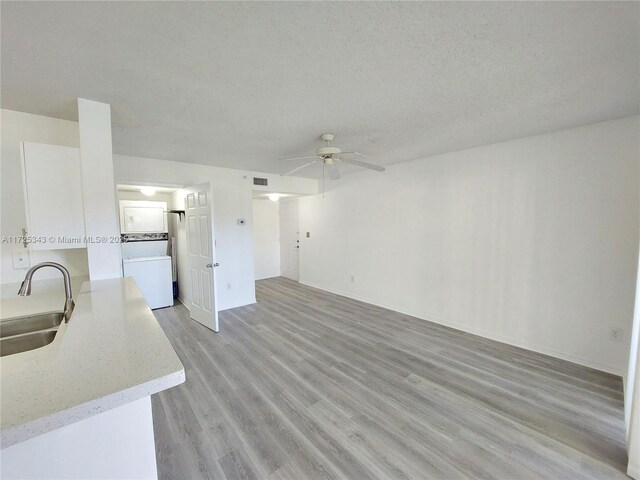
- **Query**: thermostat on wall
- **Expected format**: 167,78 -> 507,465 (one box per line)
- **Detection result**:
237,219 -> 246,225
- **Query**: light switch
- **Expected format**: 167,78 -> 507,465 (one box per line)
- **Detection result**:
12,248 -> 30,269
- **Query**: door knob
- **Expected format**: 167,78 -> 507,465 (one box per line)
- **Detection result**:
206,262 -> 220,268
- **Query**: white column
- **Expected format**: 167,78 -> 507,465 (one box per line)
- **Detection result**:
627,244 -> 640,479
629,375 -> 640,478
77,98 -> 122,280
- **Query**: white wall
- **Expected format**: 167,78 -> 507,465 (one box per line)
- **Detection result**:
116,190 -> 173,204
0,109 -> 88,291
252,199 -> 281,280
299,116 -> 640,375
252,175 -> 317,196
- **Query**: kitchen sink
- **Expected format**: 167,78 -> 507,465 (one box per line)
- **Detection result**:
0,312 -> 64,356
0,330 -> 58,357
0,312 -> 64,338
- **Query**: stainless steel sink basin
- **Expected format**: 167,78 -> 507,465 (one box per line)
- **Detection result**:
0,312 -> 64,356
0,312 -> 64,338
0,330 -> 57,357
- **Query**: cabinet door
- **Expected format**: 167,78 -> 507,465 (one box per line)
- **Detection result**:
119,201 -> 167,233
21,142 -> 86,250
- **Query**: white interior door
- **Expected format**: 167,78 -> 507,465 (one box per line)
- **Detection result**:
279,199 -> 299,281
184,183 -> 219,332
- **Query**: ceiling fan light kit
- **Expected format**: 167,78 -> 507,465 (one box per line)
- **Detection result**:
280,133 -> 386,180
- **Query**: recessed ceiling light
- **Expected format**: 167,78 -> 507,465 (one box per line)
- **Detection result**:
268,193 -> 280,202
140,186 -> 156,196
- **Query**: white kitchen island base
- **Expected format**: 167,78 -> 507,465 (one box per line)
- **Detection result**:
1,396 -> 157,479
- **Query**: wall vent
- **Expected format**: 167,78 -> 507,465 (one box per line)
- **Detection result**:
253,177 -> 268,186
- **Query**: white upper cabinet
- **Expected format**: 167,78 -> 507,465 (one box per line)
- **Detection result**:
21,142 -> 86,250
119,200 -> 168,233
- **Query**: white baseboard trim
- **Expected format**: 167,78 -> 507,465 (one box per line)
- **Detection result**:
255,274 -> 281,281
299,280 -> 621,376
177,296 -> 189,310
178,295 -> 256,313
219,300 -> 257,312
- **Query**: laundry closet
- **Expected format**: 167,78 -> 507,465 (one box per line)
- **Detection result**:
117,186 -> 180,309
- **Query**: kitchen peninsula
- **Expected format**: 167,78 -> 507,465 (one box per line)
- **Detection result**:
1,277 -> 185,479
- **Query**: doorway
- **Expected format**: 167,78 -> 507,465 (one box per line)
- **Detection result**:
252,196 -> 282,280
279,198 -> 299,281
116,184 -> 178,309
252,192 -> 300,283
117,183 -> 220,332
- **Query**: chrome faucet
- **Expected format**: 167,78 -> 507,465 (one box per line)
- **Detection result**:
18,262 -> 75,322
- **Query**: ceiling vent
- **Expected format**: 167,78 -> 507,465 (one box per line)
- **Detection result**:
253,177 -> 268,186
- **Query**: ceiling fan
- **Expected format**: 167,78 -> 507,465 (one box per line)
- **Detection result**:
280,133 -> 385,180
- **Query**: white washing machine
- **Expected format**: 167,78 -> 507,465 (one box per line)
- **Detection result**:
123,256 -> 173,309
121,233 -> 174,310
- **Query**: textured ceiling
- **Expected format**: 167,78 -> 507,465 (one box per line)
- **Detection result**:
1,2 -> 638,177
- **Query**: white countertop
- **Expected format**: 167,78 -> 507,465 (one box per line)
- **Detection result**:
0,293 -> 69,320
0,277 -> 185,448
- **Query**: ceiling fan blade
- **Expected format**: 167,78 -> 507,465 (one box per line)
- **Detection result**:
279,155 -> 319,161
327,162 -> 341,180
340,157 -> 385,172
281,160 -> 318,176
336,151 -> 368,158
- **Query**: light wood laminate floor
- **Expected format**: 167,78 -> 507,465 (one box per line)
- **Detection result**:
152,277 -> 627,479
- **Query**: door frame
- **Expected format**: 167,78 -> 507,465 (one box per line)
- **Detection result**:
279,198 -> 300,281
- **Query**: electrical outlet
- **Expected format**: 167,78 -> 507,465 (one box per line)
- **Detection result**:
350,275 -> 355,283
12,248 -> 30,269
609,328 -> 623,342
